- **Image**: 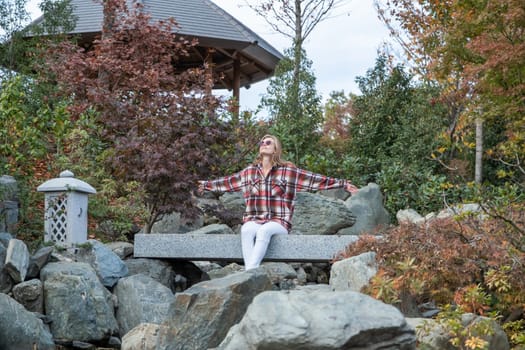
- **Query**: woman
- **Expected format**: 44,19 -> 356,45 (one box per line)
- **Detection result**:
198,134 -> 359,270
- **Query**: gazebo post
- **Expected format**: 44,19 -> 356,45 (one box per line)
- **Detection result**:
205,48 -> 214,96
232,57 -> 241,120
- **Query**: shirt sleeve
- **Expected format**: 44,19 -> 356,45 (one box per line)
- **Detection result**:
293,168 -> 347,192
203,170 -> 244,193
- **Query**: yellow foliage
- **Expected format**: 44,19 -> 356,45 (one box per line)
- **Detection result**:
465,336 -> 489,350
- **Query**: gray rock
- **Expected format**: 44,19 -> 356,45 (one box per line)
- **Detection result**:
341,183 -> 390,235
189,223 -> 235,235
407,314 -> 509,350
0,176 -> 19,234
437,203 -> 487,220
113,274 -> 174,335
0,267 -> 14,293
105,241 -> 134,259
191,261 -> 224,273
122,323 -> 167,350
0,243 -> 14,293
74,239 -> 129,287
150,212 -> 183,233
108,336 -> 122,347
295,283 -> 333,292
5,238 -> 30,282
41,262 -> 118,342
206,262 -> 244,279
291,192 -> 356,235
396,208 -> 424,225
294,265 -> 308,285
70,340 -> 96,349
260,262 -> 298,288
219,192 -> 246,219
157,268 -> 272,350
0,293 -> 55,350
27,246 -> 54,278
0,175 -> 19,201
461,313 -> 509,349
0,201 -> 18,234
329,252 -> 377,292
125,258 -> 176,292
318,187 -> 352,201
0,231 -> 13,247
217,290 -> 416,350
12,278 -> 44,313
302,263 -> 330,284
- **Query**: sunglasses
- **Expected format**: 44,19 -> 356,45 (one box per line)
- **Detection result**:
259,140 -> 273,146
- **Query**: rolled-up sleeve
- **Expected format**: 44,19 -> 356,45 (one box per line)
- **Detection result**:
203,171 -> 244,193
293,168 -> 347,192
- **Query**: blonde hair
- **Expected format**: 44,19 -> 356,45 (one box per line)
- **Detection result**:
253,134 -> 292,167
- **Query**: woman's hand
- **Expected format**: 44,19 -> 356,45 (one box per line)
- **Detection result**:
197,181 -> 205,195
345,182 -> 359,195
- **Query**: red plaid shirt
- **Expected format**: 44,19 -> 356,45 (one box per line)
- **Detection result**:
203,164 -> 348,231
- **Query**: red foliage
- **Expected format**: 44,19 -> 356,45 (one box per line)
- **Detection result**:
45,0 -> 230,231
338,212 -> 525,310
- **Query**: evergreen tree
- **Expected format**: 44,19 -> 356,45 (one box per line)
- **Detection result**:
349,55 -> 450,214
260,47 -> 322,164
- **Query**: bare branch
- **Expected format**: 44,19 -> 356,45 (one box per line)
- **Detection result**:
495,154 -> 525,176
244,0 -> 345,42
428,155 -> 458,171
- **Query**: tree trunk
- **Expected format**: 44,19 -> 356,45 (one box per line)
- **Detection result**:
475,117 -> 483,184
292,0 -> 303,109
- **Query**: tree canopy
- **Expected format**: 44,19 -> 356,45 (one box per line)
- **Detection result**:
45,0 -> 231,232
375,0 -> 525,186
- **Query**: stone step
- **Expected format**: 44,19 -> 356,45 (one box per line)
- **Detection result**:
133,233 -> 360,263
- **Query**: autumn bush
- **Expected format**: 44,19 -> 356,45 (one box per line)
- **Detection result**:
338,204 -> 525,348
44,0 -> 242,233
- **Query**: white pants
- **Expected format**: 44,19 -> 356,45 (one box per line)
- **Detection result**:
240,221 -> 288,270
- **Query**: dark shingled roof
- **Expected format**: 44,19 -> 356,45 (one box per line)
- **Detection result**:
31,0 -> 283,89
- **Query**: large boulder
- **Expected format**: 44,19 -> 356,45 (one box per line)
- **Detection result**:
216,289 -> 416,350
0,293 -> 55,350
340,183 -> 390,235
12,278 -> 44,313
4,238 -> 30,283
40,262 -> 118,342
74,239 -> 129,287
329,252 -> 378,292
291,192 -> 356,235
114,274 -> 174,335
157,268 -> 272,350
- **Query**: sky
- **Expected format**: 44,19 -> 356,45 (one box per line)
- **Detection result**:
26,0 -> 392,114
210,0 -> 392,113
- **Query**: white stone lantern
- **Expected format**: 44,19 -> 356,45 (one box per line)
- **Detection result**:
37,170 -> 96,247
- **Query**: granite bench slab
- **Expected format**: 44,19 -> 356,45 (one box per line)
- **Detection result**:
134,233 -> 360,263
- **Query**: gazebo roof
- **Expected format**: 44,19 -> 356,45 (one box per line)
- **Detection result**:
31,0 -> 283,90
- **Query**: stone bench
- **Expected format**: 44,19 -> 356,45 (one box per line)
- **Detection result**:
134,233 -> 360,263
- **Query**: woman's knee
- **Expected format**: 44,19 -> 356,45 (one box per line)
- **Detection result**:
241,221 -> 258,233
255,224 -> 285,242
241,222 -> 259,241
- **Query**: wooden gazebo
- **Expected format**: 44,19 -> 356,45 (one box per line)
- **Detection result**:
31,0 -> 283,111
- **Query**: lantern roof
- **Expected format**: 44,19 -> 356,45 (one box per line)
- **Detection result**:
37,170 -> 97,194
